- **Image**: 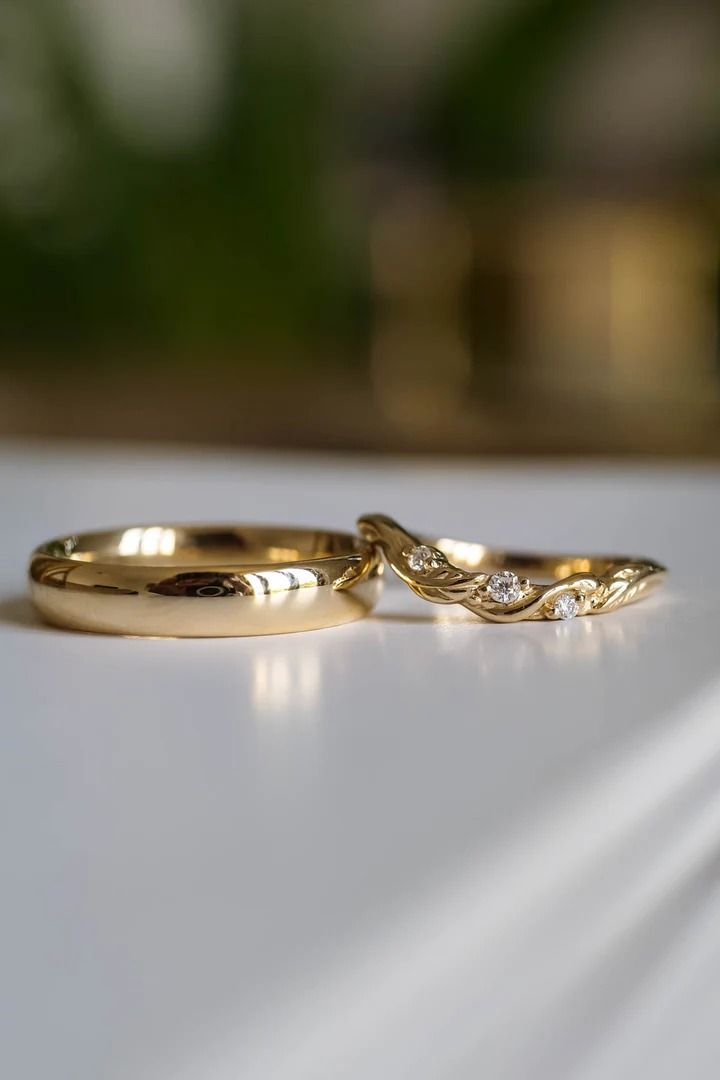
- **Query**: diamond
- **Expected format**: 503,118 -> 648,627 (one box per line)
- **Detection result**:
407,545 -> 441,573
553,593 -> 578,620
488,570 -> 522,604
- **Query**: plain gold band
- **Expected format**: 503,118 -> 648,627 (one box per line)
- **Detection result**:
358,514 -> 666,623
29,524 -> 384,637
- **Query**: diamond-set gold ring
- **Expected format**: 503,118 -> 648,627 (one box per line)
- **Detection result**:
357,514 -> 666,623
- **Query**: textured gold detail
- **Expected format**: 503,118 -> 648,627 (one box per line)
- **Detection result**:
358,514 -> 665,623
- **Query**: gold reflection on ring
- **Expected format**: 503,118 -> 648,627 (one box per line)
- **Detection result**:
252,649 -> 322,716
118,526 -> 177,557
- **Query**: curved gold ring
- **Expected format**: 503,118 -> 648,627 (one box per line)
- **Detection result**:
29,524 -> 384,637
357,514 -> 665,623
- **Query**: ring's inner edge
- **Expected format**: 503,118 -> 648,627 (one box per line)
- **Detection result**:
43,527 -> 361,566
432,538 -> 643,580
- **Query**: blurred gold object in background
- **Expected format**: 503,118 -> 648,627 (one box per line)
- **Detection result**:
0,0 -> 719,455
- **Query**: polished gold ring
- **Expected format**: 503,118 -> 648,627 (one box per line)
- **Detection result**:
358,514 -> 665,623
29,524 -> 383,637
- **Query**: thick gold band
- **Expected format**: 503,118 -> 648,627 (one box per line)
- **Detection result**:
29,525 -> 384,637
358,514 -> 665,623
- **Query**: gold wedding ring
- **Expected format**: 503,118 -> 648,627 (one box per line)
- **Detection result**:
29,524 -> 383,636
358,514 -> 665,623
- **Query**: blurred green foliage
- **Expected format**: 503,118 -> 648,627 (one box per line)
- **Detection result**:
0,5 -> 364,360
427,0 -> 622,177
0,0 -> 716,373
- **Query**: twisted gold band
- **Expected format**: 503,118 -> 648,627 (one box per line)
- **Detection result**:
29,525 -> 383,637
358,514 -> 665,623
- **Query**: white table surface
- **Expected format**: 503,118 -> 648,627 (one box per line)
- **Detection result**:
2,440 -> 720,1080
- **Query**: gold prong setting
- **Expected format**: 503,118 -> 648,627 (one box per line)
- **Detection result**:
406,544 -> 445,574
550,592 -> 580,621
487,570 -> 523,604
